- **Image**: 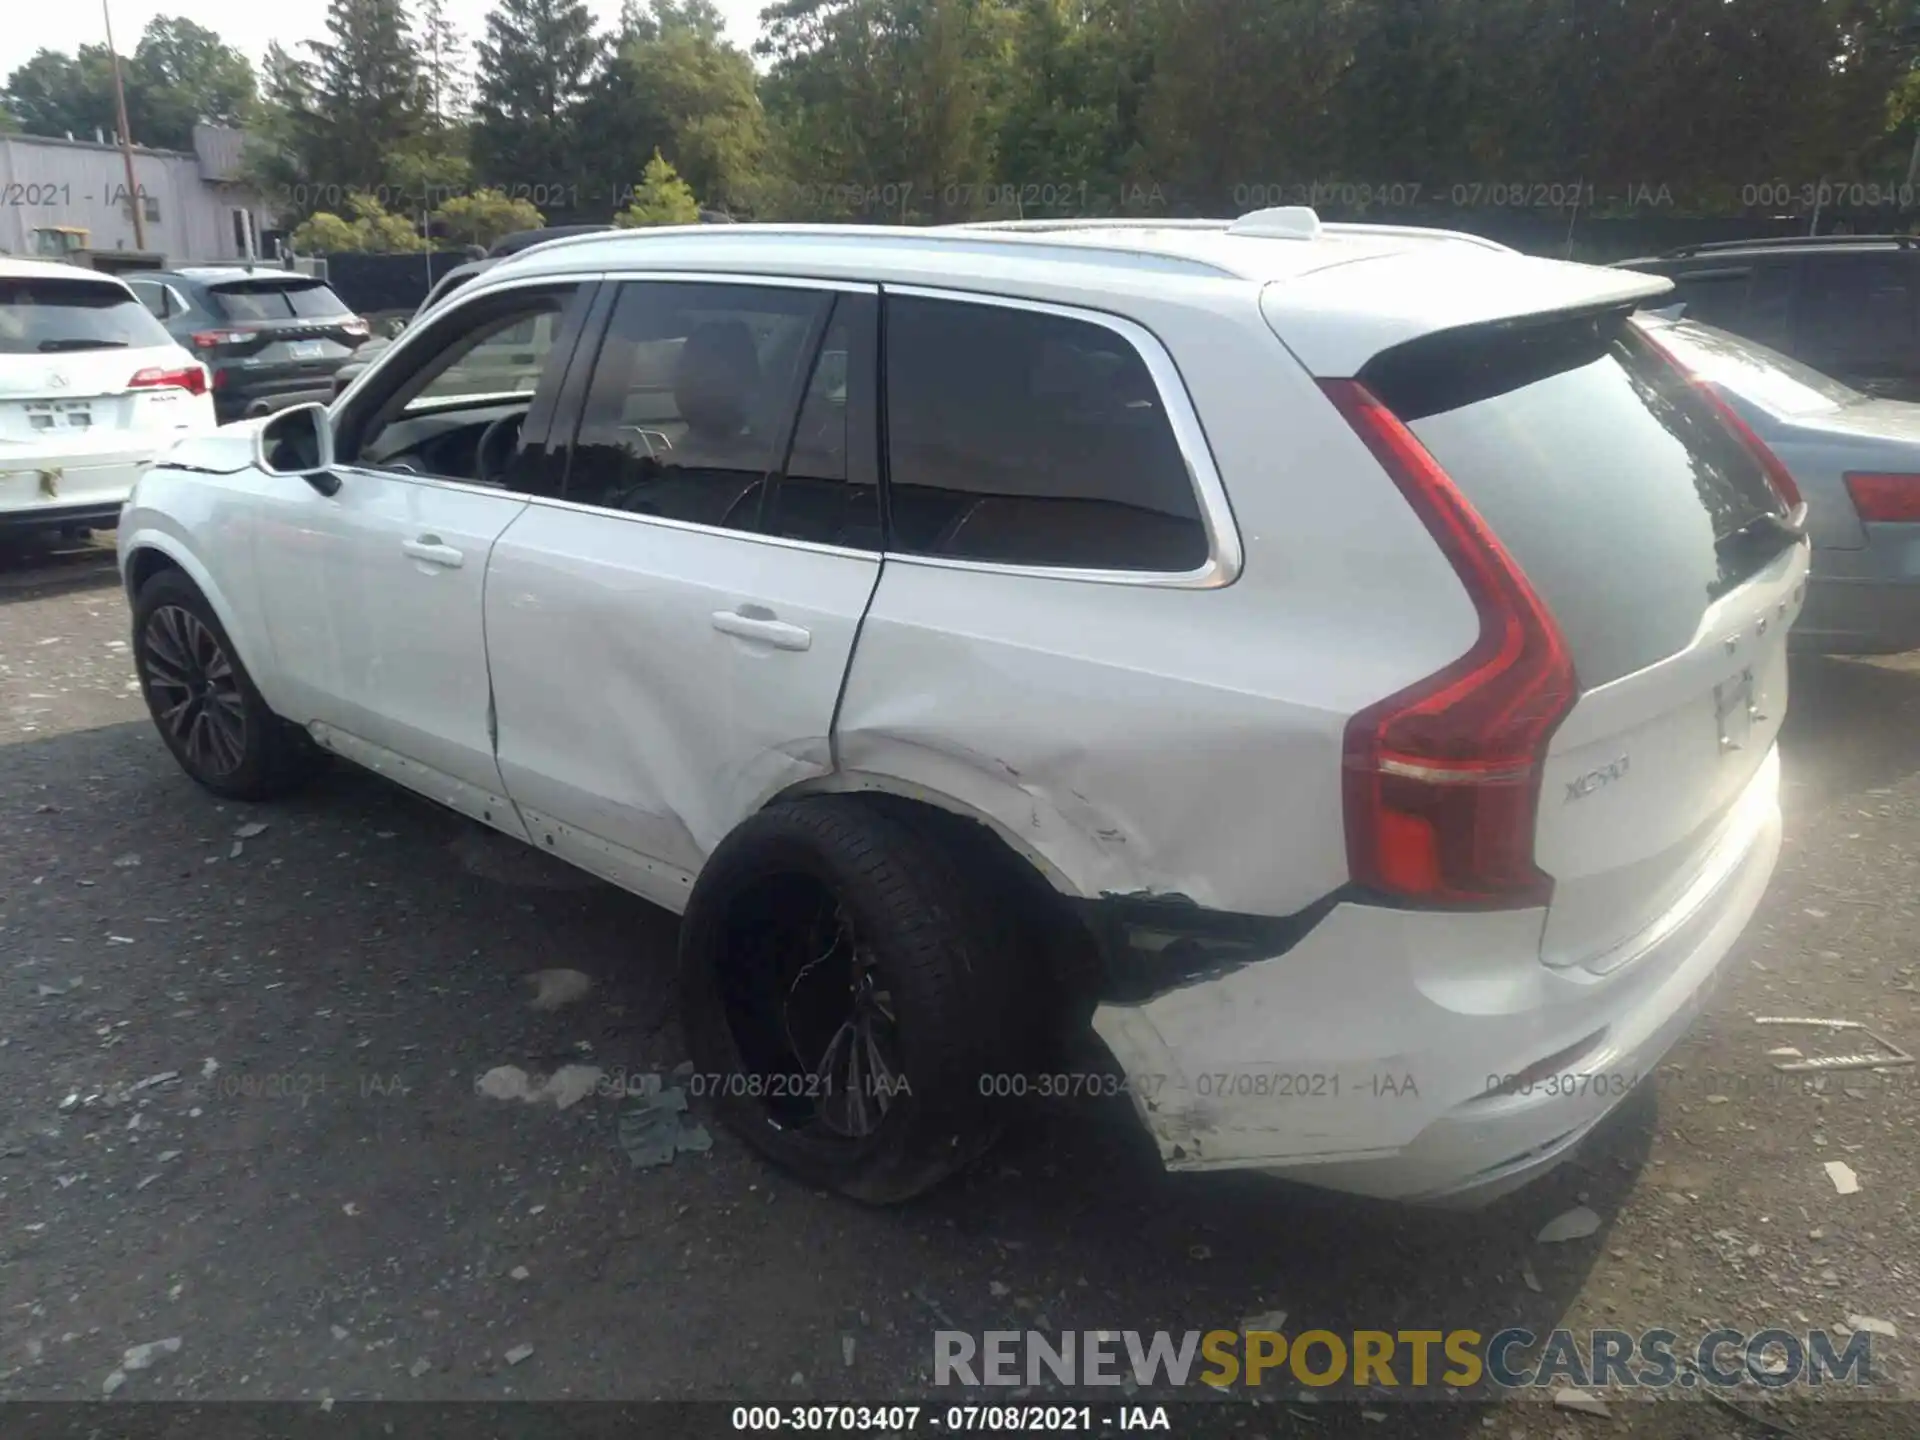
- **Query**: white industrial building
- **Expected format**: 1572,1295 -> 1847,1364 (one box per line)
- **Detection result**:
0,124 -> 275,265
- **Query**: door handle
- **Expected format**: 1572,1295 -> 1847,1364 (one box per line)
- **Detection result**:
712,610 -> 812,651
402,535 -> 465,569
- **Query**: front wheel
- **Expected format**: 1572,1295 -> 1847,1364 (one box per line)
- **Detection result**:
132,568 -> 323,801
678,798 -> 1028,1203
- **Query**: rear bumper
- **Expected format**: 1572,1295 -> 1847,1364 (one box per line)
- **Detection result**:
1091,746 -> 1781,1205
0,457 -> 147,527
1794,528 -> 1920,655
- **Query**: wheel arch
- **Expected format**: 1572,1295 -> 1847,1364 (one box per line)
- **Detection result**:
760,773 -> 1110,1014
119,528 -> 281,709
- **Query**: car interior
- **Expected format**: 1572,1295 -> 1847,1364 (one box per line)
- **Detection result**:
350,298 -> 568,486
563,294 -> 822,527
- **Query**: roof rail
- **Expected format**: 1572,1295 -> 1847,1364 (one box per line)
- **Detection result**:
955,212 -> 1512,251
944,218 -> 1229,232
1660,233 -> 1919,258
1317,221 -> 1513,253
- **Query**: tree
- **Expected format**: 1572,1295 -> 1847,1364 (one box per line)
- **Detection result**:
128,18 -> 257,148
414,0 -> 472,127
2,47 -> 119,143
3,19 -> 254,152
757,0 -> 1012,222
470,0 -> 604,203
616,150 -> 701,224
290,190 -> 429,251
585,0 -> 767,213
245,0 -> 434,226
434,187 -> 545,245
303,0 -> 430,190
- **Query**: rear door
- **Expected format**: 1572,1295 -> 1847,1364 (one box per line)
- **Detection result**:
483,277 -> 882,910
1349,308 -> 1805,971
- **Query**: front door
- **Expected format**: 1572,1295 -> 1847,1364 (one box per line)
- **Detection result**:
250,278 -> 593,831
484,279 -> 882,909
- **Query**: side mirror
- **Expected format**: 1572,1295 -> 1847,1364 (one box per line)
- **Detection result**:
255,403 -> 340,496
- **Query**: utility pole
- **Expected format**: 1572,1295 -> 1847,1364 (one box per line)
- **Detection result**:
103,0 -> 146,251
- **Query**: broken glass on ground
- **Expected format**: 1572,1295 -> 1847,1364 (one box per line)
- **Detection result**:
616,1076 -> 711,1169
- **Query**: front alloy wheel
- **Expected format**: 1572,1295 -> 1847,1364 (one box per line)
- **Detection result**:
141,603 -> 249,778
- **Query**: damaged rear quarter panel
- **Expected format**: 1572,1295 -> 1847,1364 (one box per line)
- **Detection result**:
834,290 -> 1478,917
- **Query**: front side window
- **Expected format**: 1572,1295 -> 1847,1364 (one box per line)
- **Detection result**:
882,296 -> 1209,573
564,281 -> 829,530
338,282 -> 586,489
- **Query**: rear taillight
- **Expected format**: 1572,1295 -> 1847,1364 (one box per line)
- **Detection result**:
191,329 -> 253,349
1844,472 -> 1920,523
129,364 -> 209,397
1321,379 -> 1578,908
342,316 -> 370,338
1636,325 -> 1803,509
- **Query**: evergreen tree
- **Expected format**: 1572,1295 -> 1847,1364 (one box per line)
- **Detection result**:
471,0 -> 604,197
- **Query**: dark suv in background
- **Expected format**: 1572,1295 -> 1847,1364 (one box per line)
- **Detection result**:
1614,235 -> 1920,400
127,267 -> 368,422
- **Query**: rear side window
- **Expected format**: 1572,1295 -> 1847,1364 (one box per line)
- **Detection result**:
883,297 -> 1208,573
1794,255 -> 1918,370
0,276 -> 174,354
1363,309 -> 1790,687
211,279 -> 351,321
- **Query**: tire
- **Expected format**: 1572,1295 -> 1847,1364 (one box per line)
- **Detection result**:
132,568 -> 324,802
679,797 -> 1029,1204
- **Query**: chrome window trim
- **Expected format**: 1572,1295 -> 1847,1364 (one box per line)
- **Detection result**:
365,268 -> 1239,586
878,283 -> 1242,589
327,463 -> 532,504
517,490 -> 881,564
594,270 -> 880,295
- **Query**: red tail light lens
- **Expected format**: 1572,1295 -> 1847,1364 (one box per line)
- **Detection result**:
129,364 -> 209,397
191,329 -> 253,349
1635,325 -> 1802,509
1321,379 -> 1578,908
342,315 -> 370,338
1844,472 -> 1920,523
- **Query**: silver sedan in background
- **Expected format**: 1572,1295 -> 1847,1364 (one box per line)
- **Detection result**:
1641,313 -> 1920,654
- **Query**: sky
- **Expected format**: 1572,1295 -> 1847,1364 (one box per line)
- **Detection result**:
3,0 -> 769,75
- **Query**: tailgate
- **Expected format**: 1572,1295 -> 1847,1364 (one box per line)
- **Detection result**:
1269,262 -> 1805,966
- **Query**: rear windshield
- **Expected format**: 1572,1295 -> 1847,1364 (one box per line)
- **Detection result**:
0,276 -> 174,354
211,280 -> 351,322
1362,307 -> 1790,688
1649,319 -> 1864,417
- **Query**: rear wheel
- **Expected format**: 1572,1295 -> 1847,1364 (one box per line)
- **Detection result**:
679,798 -> 1028,1203
132,568 -> 323,801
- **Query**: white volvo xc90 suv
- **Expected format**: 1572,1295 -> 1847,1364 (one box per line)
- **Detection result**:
118,212 -> 1807,1205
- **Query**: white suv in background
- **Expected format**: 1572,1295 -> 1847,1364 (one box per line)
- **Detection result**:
116,213 -> 1806,1206
2,259 -> 215,533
